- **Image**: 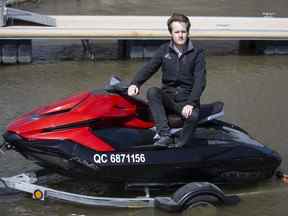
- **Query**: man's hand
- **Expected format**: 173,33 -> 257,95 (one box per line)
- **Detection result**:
128,85 -> 139,96
181,105 -> 194,119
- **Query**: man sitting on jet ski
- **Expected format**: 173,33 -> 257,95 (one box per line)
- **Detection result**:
128,13 -> 206,147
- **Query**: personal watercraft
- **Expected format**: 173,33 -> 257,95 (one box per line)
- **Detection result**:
2,77 -> 281,187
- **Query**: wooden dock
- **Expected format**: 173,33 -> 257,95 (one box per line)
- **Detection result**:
1,16 -> 288,40
1,13 -> 288,63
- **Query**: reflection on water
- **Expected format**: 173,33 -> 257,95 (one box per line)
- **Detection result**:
0,54 -> 288,215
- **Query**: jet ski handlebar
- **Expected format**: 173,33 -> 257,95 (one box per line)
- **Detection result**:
105,83 -> 128,94
104,76 -> 129,95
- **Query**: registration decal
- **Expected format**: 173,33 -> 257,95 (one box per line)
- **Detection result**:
93,153 -> 146,164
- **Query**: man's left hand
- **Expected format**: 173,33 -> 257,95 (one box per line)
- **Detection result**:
181,105 -> 194,119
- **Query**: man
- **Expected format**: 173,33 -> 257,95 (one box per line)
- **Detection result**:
128,13 -> 206,147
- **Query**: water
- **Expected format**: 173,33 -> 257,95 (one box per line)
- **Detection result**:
15,0 -> 288,17
1,55 -> 288,215
1,0 -> 288,215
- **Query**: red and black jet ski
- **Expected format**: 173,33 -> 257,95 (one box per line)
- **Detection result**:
2,77 -> 281,186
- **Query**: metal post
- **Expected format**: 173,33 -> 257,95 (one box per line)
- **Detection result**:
0,0 -> 7,27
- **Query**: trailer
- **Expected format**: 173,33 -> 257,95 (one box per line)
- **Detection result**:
0,170 -> 239,212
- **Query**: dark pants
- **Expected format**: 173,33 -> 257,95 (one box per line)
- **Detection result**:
147,87 -> 199,145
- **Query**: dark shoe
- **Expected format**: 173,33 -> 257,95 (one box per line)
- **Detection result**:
174,141 -> 185,148
153,136 -> 173,147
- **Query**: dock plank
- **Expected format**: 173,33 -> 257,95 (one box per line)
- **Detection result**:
1,16 -> 288,40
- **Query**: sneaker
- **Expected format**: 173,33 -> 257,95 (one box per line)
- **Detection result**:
174,141 -> 185,148
153,136 -> 173,147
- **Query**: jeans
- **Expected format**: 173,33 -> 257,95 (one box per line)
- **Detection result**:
146,87 -> 199,145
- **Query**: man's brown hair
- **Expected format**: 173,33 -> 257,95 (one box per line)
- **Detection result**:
167,13 -> 191,33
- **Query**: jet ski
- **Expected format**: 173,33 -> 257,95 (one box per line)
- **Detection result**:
2,77 -> 281,187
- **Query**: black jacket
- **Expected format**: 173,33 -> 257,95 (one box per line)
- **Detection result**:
131,40 -> 206,107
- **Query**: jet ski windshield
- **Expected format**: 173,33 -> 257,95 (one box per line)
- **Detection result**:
105,76 -> 128,94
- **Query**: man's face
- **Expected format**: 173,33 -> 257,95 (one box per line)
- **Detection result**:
170,21 -> 189,47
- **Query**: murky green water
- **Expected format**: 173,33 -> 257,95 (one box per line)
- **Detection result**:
1,55 -> 288,216
1,1 -> 288,215
15,0 -> 288,17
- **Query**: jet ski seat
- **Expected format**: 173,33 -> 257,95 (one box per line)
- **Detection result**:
167,101 -> 224,128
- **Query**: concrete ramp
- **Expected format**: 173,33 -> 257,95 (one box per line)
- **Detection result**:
0,0 -> 55,27
6,7 -> 56,26
0,0 -> 6,26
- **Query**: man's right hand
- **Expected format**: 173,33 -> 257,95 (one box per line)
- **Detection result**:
128,85 -> 139,96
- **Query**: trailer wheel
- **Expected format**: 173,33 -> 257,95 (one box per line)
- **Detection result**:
182,199 -> 217,216
172,183 -> 221,211
183,194 -> 219,209
155,182 -> 240,212
173,182 -> 240,211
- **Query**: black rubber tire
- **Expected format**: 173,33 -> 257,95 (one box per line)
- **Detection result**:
172,182 -> 206,202
184,194 -> 219,209
182,199 -> 217,216
172,182 -> 223,212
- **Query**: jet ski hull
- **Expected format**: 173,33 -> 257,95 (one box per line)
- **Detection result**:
3,120 -> 281,185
